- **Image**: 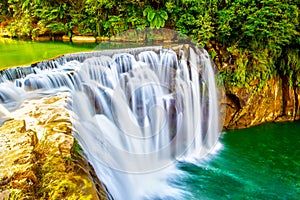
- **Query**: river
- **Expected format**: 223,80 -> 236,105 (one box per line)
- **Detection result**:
0,38 -> 299,199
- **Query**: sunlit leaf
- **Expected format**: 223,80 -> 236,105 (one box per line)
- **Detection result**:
147,11 -> 156,21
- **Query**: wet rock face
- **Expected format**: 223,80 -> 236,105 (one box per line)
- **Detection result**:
223,77 -> 300,129
0,93 -> 107,199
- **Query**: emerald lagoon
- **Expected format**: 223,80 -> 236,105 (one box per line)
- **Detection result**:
0,38 -> 299,199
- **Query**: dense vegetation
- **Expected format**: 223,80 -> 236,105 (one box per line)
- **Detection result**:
0,0 -> 299,87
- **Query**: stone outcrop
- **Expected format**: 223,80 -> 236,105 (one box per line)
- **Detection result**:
72,36 -> 96,43
223,77 -> 300,129
0,93 -> 107,199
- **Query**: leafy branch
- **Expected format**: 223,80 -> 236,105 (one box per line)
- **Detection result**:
143,6 -> 168,29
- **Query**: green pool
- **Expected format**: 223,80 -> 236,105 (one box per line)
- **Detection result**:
0,37 -> 97,69
173,121 -> 300,200
0,37 -> 150,69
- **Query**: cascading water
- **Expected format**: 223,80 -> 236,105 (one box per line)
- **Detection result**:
0,44 -> 222,199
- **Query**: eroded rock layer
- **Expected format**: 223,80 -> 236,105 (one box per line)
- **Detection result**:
0,93 -> 107,200
223,77 -> 300,129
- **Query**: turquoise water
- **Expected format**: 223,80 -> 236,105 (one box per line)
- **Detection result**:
172,121 -> 300,200
1,38 -> 299,199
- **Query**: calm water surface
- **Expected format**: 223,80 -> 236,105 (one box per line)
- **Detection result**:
0,37 -> 151,69
1,38 -> 299,199
173,121 -> 300,200
0,37 -> 97,68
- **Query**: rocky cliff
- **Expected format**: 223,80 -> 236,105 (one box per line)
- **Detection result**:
222,76 -> 300,129
207,40 -> 300,129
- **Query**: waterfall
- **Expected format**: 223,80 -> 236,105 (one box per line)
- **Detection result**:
0,44 -> 222,199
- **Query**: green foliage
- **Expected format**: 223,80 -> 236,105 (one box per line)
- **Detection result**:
219,44 -> 278,88
214,0 -> 299,87
216,0 -> 299,49
32,3 -> 73,35
166,0 -> 216,46
143,6 -> 168,29
278,48 -> 300,86
5,10 -> 32,38
0,1 -> 10,22
73,139 -> 83,154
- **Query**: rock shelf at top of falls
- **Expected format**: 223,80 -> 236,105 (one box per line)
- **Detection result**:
0,93 -> 107,200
